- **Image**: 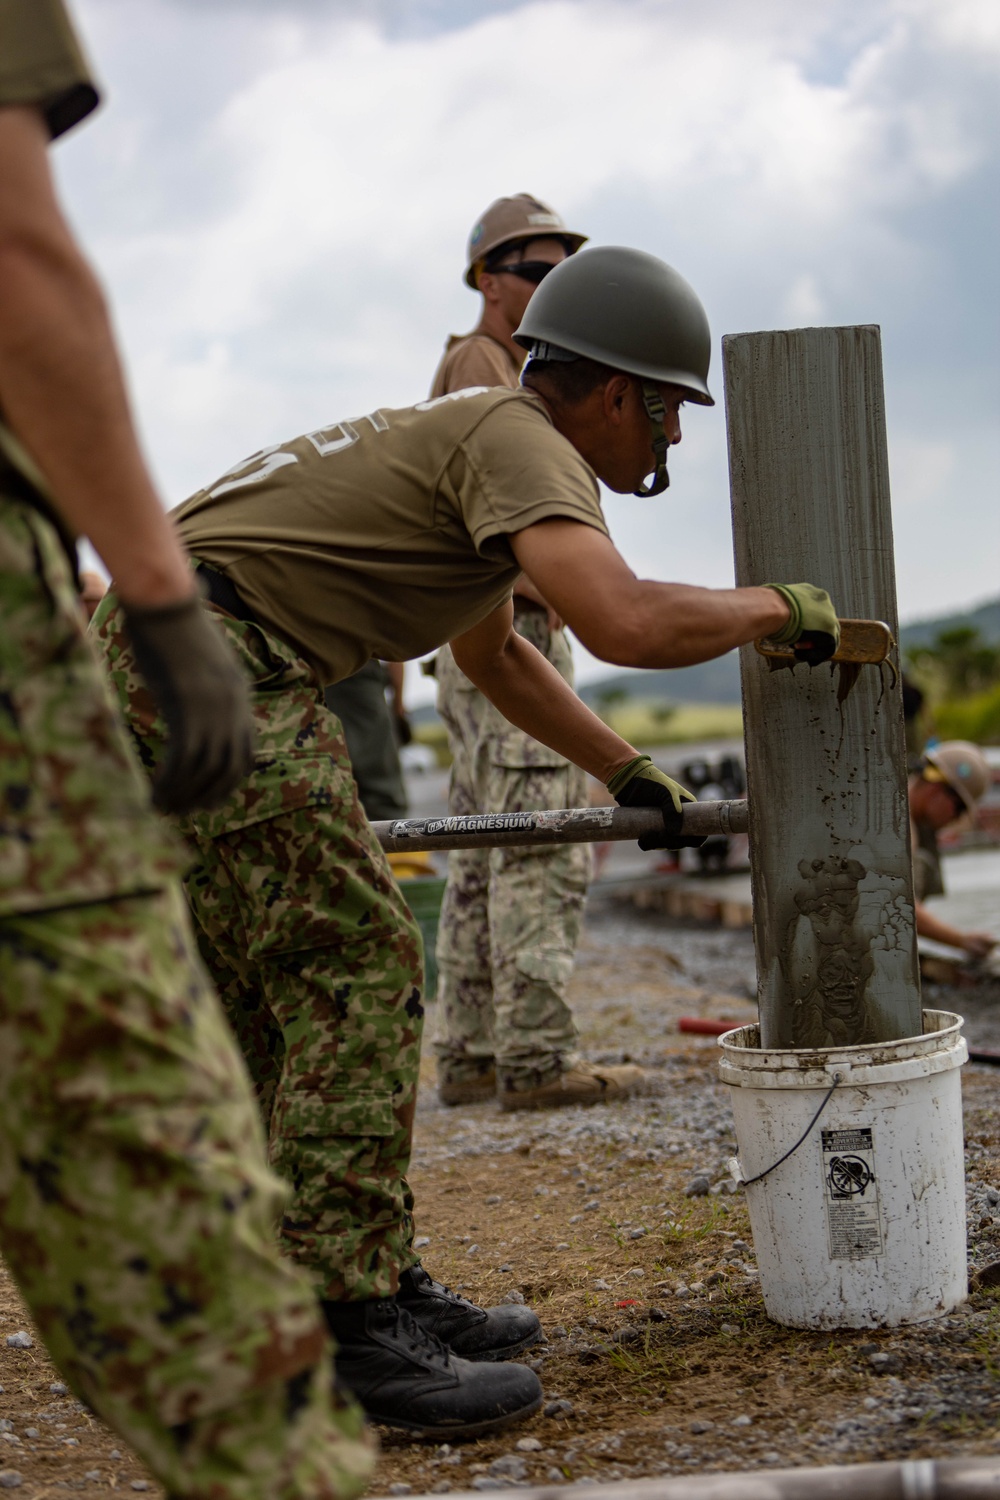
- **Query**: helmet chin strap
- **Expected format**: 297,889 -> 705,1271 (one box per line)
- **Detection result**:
633,383 -> 670,496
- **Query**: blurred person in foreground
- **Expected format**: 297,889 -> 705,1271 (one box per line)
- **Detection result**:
0,3 -> 374,1494
430,194 -> 630,1112
909,742 -> 996,959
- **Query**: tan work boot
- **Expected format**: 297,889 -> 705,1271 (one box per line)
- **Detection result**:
438,1067 -> 497,1107
498,1061 -> 647,1112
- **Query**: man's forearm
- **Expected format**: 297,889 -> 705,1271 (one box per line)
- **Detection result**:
915,900 -> 994,957
511,521 -> 791,668
452,631 -> 636,785
590,580 -> 789,669
0,107 -> 193,607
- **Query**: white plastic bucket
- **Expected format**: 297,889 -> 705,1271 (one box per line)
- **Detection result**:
719,1009 -> 967,1328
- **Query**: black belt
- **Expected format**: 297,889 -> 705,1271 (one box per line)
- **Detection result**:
195,562 -> 261,625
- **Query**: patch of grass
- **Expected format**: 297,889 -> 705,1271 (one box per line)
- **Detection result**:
601,700 -> 744,746
607,1342 -> 690,1388
971,1304 -> 1000,1377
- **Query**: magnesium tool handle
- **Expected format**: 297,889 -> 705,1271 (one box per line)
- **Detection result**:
372,799 -> 748,853
755,618 -> 895,666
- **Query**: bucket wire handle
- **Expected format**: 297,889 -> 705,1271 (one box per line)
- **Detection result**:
736,1072 -> 843,1188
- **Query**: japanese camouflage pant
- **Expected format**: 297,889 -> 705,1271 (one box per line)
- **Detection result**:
92,587 -> 424,1303
0,496 -> 373,1500
434,604 -> 591,1091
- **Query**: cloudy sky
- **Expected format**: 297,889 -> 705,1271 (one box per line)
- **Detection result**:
59,0 -> 999,696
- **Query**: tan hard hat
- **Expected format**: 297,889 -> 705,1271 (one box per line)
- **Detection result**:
465,194 -> 588,288
922,740 -> 992,812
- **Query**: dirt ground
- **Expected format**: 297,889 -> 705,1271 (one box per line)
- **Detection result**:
1,900 -> 998,1496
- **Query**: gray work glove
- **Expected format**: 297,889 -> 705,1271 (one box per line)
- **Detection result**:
764,583 -> 840,666
607,755 -> 705,850
122,591 -> 255,814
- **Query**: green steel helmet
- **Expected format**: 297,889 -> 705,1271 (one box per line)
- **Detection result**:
512,245 -> 715,406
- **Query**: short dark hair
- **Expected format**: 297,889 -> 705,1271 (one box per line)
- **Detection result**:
521,355 -> 623,406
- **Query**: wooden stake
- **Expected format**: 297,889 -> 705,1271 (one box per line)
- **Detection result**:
724,326 -> 921,1048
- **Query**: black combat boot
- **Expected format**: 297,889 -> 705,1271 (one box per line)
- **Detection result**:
322,1298 -> 542,1440
396,1263 -> 543,1361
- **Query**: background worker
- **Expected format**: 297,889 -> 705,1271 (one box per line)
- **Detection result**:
325,659 -> 410,821
0,2 -> 374,1495
429,193 -> 587,398
431,194 -> 634,1112
909,741 -> 996,959
92,243 -> 838,1438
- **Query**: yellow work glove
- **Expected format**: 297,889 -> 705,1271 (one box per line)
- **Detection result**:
606,756 -> 704,850
764,583 -> 840,665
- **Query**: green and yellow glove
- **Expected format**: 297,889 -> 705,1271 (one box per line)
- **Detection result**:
607,756 -> 705,851
764,583 -> 840,666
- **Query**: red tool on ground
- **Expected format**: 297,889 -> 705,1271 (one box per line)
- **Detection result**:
677,1017 -> 741,1036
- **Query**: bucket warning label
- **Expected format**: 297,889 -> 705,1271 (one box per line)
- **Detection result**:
821,1127 -> 884,1260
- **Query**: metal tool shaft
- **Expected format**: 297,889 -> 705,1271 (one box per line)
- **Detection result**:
372,799 -> 748,853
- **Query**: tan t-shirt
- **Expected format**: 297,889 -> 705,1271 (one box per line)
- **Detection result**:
175,388 -> 608,686
0,0 -> 99,138
429,333 -> 522,399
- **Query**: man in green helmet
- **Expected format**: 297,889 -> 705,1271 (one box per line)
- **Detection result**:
92,243 -> 839,1436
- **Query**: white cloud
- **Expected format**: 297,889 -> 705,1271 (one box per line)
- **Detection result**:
782,274 -> 828,326
62,0 -> 999,667
888,437 -> 956,514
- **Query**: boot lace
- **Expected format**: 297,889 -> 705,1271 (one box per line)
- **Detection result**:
380,1301 -> 452,1367
408,1264 -> 476,1310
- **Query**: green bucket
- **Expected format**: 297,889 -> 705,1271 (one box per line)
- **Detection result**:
398,876 -> 447,999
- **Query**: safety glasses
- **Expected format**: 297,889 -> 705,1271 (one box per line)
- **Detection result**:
489,260 -> 558,285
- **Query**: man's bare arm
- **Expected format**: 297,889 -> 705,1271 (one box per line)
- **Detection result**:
0,106 -> 192,607
915,900 -> 996,960
450,601 -> 637,785
511,519 -> 790,668
0,103 -> 255,814
512,571 -> 563,631
385,661 -> 406,712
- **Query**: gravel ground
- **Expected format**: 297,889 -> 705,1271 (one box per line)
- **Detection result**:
375,895 -> 1000,1494
0,894 -> 997,1496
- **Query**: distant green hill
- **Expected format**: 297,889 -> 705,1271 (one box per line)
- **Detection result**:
899,596 -> 1000,650
577,653 -> 742,708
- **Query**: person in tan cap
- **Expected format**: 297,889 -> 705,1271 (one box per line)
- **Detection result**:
909,741 -> 996,958
429,196 -> 648,1112
429,193 -> 588,400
